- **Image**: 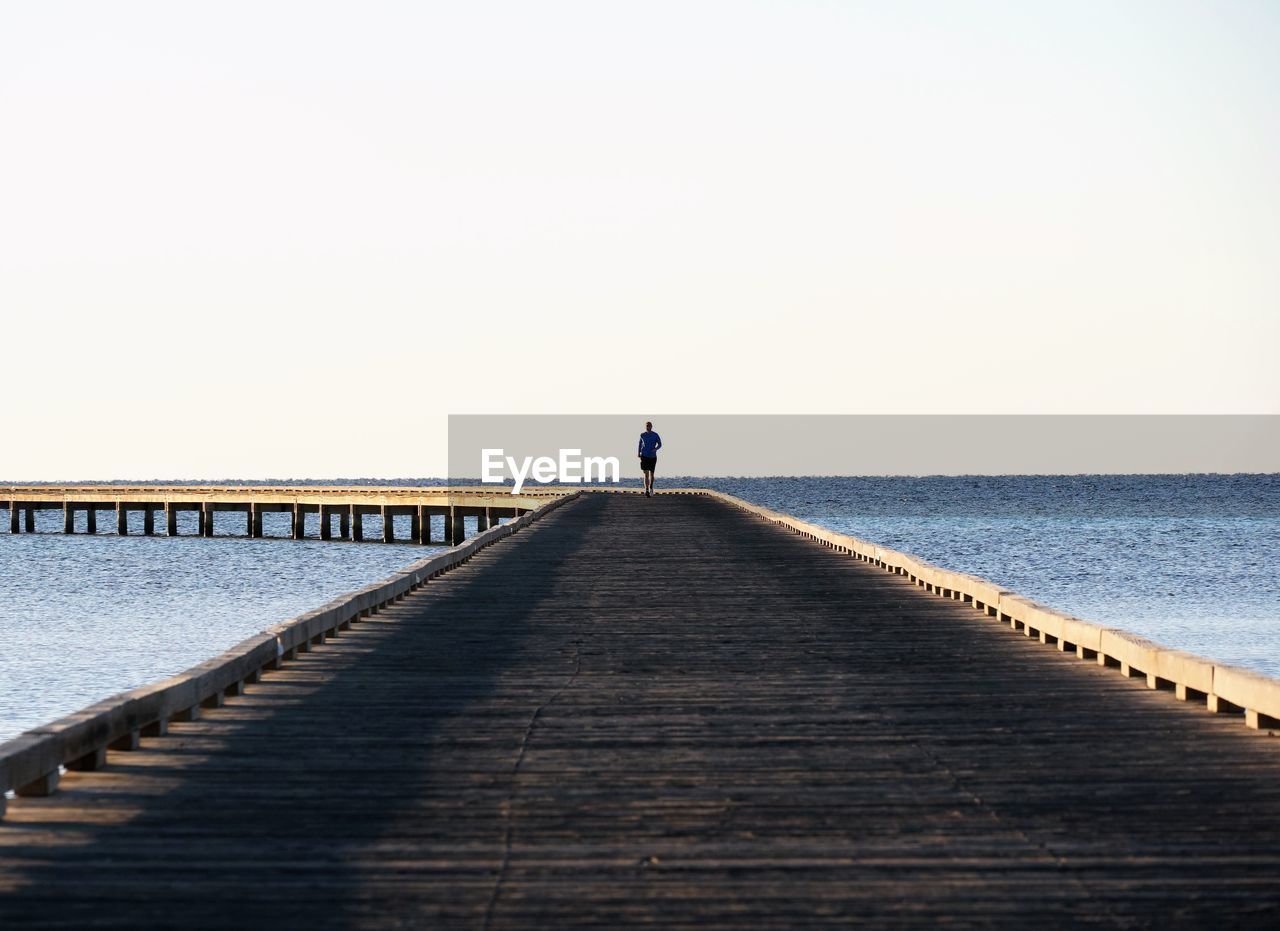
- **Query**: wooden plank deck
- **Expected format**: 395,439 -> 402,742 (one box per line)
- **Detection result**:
2,492 -> 1279,928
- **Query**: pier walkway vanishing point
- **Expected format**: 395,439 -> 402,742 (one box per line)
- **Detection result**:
3,491 -> 1280,927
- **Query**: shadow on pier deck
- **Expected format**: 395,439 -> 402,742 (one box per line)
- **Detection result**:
2,493 -> 1279,928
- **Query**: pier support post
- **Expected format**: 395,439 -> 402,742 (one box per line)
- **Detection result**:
445,508 -> 464,546
110,729 -> 141,751
410,508 -> 422,544
382,506 -> 395,543
9,503 -> 18,534
249,505 -> 263,538
352,510 -> 364,542
1207,694 -> 1242,715
87,508 -> 97,534
66,747 -> 107,772
341,508 -> 351,540
16,770 -> 60,798
24,508 -> 34,533
292,505 -> 305,540
166,505 -> 177,536
476,510 -> 490,532
64,505 -> 74,534
201,504 -> 215,537
143,507 -> 155,536
320,506 -> 333,540
116,504 -> 128,536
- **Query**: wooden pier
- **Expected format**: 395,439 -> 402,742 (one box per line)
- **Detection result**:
1,486 -> 553,546
2,492 -> 1280,927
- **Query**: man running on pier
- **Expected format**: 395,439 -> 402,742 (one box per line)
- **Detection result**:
638,421 -> 662,496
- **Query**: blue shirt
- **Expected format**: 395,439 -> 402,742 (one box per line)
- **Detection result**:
638,431 -> 662,458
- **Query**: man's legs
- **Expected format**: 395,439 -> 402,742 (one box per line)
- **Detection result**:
643,468 -> 654,495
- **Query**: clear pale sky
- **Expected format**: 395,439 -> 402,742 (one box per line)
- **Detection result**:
2,1 -> 1277,478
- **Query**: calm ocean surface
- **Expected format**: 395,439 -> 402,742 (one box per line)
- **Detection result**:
698,474 -> 1280,680
0,508 -> 444,743
2,475 -> 1277,743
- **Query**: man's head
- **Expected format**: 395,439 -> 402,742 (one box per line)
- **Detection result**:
645,421 -> 653,431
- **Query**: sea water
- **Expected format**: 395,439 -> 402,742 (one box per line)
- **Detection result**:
697,475 -> 1280,679
0,508 -> 439,742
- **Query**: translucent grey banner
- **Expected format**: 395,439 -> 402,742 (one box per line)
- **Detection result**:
447,415 -> 1280,483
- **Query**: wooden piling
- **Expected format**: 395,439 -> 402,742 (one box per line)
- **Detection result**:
445,507 -> 464,545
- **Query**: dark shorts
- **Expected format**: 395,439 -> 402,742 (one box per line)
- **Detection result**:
640,456 -> 657,473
